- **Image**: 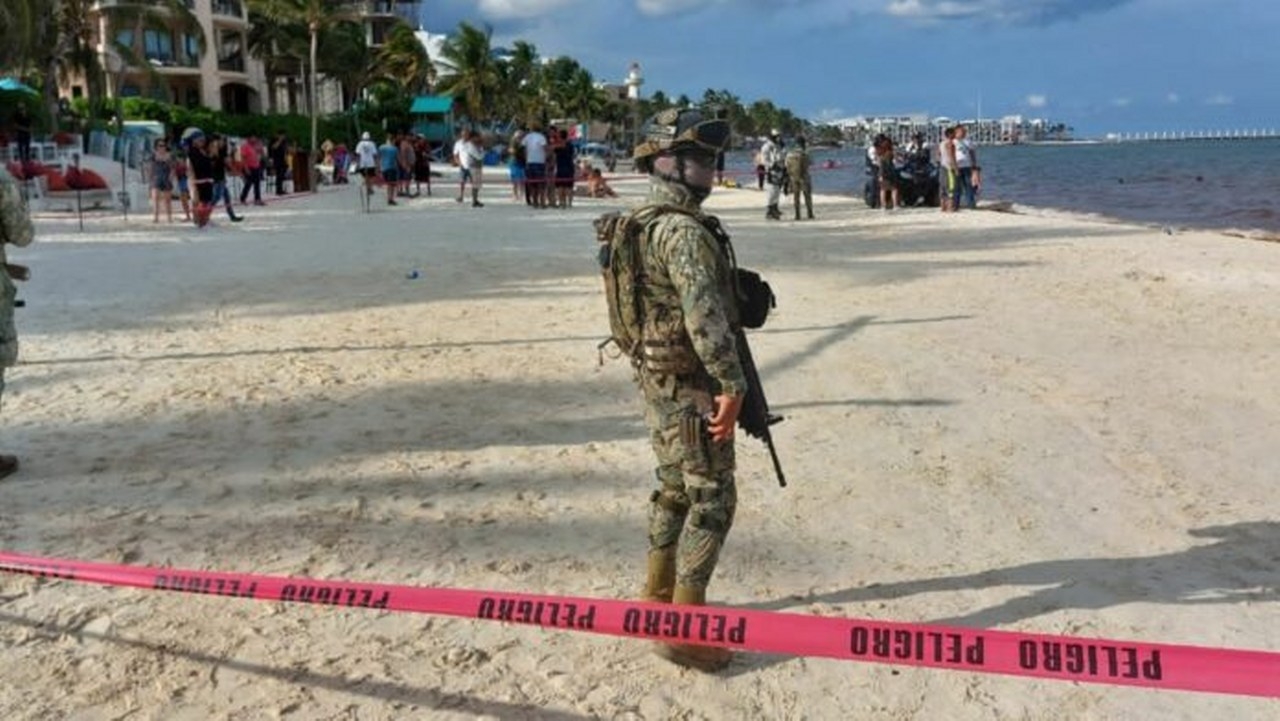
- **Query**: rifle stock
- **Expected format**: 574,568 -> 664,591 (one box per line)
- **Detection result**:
734,330 -> 786,487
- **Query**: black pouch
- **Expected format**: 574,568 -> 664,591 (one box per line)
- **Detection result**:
735,268 -> 775,329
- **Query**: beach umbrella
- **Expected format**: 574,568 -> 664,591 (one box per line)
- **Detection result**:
0,77 -> 38,95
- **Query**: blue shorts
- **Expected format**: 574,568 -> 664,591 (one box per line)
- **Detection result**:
382,168 -> 399,183
525,163 -> 547,183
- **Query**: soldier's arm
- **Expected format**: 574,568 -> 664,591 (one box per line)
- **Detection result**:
1,181 -> 35,248
658,218 -> 747,397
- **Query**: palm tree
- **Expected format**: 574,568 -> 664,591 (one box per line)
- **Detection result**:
435,22 -> 499,124
376,22 -> 432,94
248,2 -> 307,113
0,0 -> 39,74
561,66 -> 604,125
250,0 -> 356,156
318,21 -> 373,110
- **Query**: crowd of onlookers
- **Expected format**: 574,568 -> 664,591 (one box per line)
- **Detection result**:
504,123 -> 615,209
67,118 -> 627,226
868,124 -> 980,211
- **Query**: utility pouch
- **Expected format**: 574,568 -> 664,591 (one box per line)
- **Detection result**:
735,268 -> 775,329
679,409 -> 706,447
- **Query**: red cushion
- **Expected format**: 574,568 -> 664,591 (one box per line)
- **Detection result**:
78,168 -> 109,189
43,168 -> 71,192
7,160 -> 47,180
63,166 -> 84,188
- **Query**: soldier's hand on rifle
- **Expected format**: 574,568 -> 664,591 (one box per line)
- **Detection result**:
708,393 -> 743,443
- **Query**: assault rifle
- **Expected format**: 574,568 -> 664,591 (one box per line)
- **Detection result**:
735,329 -> 786,487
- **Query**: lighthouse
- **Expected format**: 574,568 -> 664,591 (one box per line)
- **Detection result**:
625,62 -> 644,101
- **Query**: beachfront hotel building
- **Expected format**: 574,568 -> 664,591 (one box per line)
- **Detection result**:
60,1 -> 269,114
832,114 -> 1073,146
59,1 -> 422,116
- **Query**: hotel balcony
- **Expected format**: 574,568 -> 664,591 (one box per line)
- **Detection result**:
217,53 -> 246,74
211,0 -> 247,26
351,1 -> 399,17
92,0 -> 198,11
145,54 -> 202,74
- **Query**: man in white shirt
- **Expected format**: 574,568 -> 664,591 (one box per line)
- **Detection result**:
354,131 -> 379,197
521,123 -> 549,208
451,128 -> 472,203
457,130 -> 486,208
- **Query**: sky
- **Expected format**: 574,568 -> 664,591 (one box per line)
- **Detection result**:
414,0 -> 1280,138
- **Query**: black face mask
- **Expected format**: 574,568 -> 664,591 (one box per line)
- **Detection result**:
654,149 -> 717,202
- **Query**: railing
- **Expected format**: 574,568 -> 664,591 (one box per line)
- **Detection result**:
218,54 -> 245,72
146,53 -> 200,68
212,0 -> 244,18
87,129 -> 149,172
356,1 -> 398,15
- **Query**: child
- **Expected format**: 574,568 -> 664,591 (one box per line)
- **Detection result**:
586,168 -> 616,198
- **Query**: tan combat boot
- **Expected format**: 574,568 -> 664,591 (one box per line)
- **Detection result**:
641,548 -> 676,603
653,584 -> 733,672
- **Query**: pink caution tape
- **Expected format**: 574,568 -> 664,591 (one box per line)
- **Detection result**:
2,551 -> 1277,698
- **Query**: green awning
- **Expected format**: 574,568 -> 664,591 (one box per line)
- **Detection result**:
410,96 -> 454,115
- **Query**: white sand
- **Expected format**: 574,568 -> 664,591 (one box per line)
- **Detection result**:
1,170 -> 1278,719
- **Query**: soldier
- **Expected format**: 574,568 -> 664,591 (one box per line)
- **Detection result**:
760,129 -> 785,220
0,164 -> 34,480
600,108 -> 744,671
784,136 -> 814,220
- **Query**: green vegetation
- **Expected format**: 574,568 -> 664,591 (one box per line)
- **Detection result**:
2,2 -> 837,148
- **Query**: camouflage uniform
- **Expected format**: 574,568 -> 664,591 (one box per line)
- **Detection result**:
0,166 -> 34,401
784,144 -> 814,220
634,177 -> 746,591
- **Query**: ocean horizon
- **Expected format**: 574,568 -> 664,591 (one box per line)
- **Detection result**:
720,138 -> 1280,241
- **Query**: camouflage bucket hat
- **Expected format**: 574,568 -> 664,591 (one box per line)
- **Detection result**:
633,107 -> 731,162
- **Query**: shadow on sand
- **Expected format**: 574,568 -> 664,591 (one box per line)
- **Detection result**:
0,611 -> 591,720
723,521 -> 1279,676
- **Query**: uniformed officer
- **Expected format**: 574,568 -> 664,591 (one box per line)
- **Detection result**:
611,108 -> 746,671
0,164 -> 35,479
784,136 -> 814,220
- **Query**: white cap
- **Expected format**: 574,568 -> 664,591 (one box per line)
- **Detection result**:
361,131 -> 371,140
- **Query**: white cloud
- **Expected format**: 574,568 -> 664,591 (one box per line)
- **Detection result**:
1166,92 -> 1180,104
1111,97 -> 1131,107
636,0 -> 724,16
1205,93 -> 1234,106
478,0 -> 581,20
888,0 -> 983,20
1025,94 -> 1047,108
812,107 -> 848,123
885,0 -> 1129,24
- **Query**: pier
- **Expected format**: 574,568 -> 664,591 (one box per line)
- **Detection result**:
1104,129 -> 1280,142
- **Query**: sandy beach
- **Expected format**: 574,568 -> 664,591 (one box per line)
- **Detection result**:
1,170 -> 1277,720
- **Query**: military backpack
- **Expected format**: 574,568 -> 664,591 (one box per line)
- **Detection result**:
593,204 -> 775,366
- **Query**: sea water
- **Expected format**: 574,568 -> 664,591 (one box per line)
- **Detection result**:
723,139 -> 1280,240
